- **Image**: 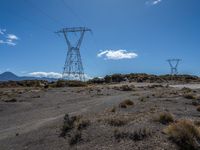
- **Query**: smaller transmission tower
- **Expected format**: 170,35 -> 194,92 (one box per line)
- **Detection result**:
56,27 -> 91,81
167,59 -> 181,75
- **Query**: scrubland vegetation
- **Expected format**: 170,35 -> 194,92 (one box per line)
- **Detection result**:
1,74 -> 200,149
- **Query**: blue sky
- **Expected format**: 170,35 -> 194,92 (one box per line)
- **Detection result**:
0,0 -> 200,78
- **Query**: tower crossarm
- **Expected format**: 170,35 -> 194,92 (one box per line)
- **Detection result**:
57,27 -> 91,33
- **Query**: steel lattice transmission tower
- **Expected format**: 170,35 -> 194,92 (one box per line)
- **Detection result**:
56,27 -> 92,81
167,59 -> 181,75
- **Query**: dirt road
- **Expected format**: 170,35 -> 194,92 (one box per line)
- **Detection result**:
0,86 -> 132,149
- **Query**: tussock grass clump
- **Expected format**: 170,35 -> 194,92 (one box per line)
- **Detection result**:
114,128 -> 151,141
156,112 -> 174,125
119,99 -> 134,108
164,120 -> 200,150
106,117 -> 127,127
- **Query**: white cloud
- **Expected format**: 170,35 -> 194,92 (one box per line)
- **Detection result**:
29,72 -> 62,79
152,0 -> 162,5
62,73 -> 92,80
0,29 -> 19,46
7,34 -> 18,40
97,49 -> 138,60
28,72 -> 92,80
146,0 -> 162,5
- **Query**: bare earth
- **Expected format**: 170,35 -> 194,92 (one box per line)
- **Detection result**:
0,83 -> 200,150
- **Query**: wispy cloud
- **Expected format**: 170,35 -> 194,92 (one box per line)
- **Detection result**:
0,29 -> 6,35
0,29 -> 19,46
97,49 -> 138,60
146,0 -> 162,5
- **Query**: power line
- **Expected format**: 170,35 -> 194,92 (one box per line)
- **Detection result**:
61,0 -> 87,26
3,6 -> 54,33
24,0 -> 65,27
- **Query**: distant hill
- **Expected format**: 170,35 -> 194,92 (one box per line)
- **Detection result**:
0,72 -> 57,82
88,73 -> 200,84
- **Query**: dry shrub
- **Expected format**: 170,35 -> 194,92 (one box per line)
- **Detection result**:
113,86 -> 120,90
197,106 -> 200,112
192,101 -> 199,106
181,87 -> 193,93
139,97 -> 145,102
124,99 -> 134,105
32,95 -> 40,98
0,80 -> 48,88
68,131 -> 82,146
60,114 -> 78,137
120,85 -> 133,91
119,99 -> 134,108
110,106 -> 116,113
114,128 -> 151,141
156,112 -> 174,125
4,98 -> 17,103
164,120 -> 200,150
194,120 -> 200,127
184,94 -> 196,100
53,80 -> 87,88
150,107 -> 156,113
119,103 -> 127,108
148,84 -> 164,88
75,119 -> 90,130
60,114 -> 89,138
106,117 -> 127,127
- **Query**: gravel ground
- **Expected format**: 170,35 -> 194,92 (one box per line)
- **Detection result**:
0,83 -> 200,150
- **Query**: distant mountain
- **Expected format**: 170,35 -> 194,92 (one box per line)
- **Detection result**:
0,72 -> 57,82
0,72 -> 20,81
